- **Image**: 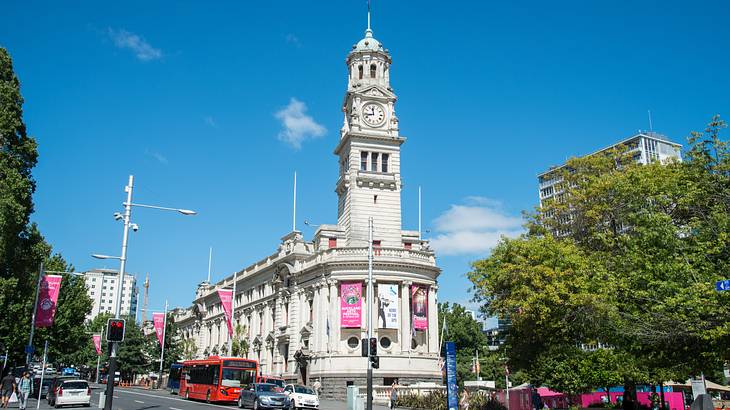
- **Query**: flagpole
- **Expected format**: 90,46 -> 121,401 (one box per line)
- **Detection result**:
292,171 -> 297,232
95,326 -> 103,383
36,341 -> 48,409
27,263 -> 44,366
229,270 -> 237,356
158,301 -> 168,389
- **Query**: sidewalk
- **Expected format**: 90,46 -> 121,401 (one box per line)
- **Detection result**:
319,399 -> 391,410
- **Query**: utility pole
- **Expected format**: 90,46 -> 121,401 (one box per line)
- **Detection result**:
105,175 -> 134,410
228,270 -> 238,356
95,326 -> 103,384
158,300 -> 168,389
26,263 -> 44,366
366,216 -> 374,410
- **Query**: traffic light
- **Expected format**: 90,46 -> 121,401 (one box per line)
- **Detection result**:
369,337 -> 377,357
361,338 -> 369,357
106,319 -> 126,342
370,356 -> 380,369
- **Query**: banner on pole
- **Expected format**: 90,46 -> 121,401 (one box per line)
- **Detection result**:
92,335 -> 101,355
340,282 -> 362,328
445,341 -> 458,410
35,275 -> 62,328
217,289 -> 234,337
378,283 -> 399,329
153,312 -> 165,346
411,285 -> 428,330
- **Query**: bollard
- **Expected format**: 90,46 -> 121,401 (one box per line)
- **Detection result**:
347,386 -> 359,410
98,392 -> 105,409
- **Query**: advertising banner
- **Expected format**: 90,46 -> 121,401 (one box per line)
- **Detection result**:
445,341 -> 458,410
92,335 -> 101,355
340,282 -> 362,328
153,312 -> 165,346
411,285 -> 428,330
35,275 -> 63,328
378,283 -> 399,328
217,289 -> 234,337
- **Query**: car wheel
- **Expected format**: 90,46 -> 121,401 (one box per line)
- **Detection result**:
238,396 -> 243,408
253,399 -> 259,410
290,400 -> 296,410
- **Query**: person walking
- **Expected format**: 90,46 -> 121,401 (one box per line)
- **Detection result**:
0,371 -> 16,409
17,372 -> 31,410
389,381 -> 398,410
313,379 -> 321,396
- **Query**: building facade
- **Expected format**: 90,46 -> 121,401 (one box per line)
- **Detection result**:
83,269 -> 139,320
538,131 -> 682,206
175,23 -> 441,398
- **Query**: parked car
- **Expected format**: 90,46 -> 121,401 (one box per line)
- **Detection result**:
283,384 -> 319,409
47,379 -> 91,408
238,383 -> 288,409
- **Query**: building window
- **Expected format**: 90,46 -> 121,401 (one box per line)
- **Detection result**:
371,153 -> 379,172
284,303 -> 289,325
308,300 -> 313,322
373,240 -> 382,256
370,64 -> 377,78
328,237 -> 337,249
259,312 -> 263,335
347,337 -> 360,349
373,195 -> 378,204
358,65 -> 363,80
381,154 -> 389,172
360,151 -> 368,171
411,338 -> 418,350
404,242 -> 412,250
380,337 -> 391,349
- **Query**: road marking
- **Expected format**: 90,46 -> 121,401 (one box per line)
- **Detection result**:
113,396 -> 119,398
134,400 -> 145,403
169,407 -> 183,410
114,389 -> 233,409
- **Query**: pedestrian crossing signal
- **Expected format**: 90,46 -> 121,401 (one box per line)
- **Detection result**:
106,319 -> 125,342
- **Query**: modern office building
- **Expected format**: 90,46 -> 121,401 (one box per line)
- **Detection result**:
83,269 -> 138,321
538,131 -> 682,206
175,16 -> 441,399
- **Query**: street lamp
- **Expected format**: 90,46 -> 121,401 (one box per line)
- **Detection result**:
93,175 -> 195,410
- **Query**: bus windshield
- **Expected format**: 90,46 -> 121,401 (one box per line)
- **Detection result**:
221,368 -> 256,387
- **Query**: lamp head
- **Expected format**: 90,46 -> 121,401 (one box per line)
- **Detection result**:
178,209 -> 197,216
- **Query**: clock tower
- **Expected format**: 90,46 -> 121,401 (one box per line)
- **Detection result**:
335,24 -> 405,248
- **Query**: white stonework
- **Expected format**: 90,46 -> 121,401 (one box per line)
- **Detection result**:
83,269 -> 138,321
175,24 -> 441,398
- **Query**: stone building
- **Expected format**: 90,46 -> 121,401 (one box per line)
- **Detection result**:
174,19 -> 442,398
83,268 -> 138,321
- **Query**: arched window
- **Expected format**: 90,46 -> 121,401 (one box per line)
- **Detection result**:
358,65 -> 363,79
370,64 -> 377,78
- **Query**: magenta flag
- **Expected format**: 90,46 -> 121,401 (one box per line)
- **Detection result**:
340,282 -> 362,328
153,312 -> 166,346
93,335 -> 102,355
411,285 -> 428,330
35,275 -> 62,328
217,289 -> 234,337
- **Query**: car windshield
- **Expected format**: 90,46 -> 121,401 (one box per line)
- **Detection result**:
63,382 -> 88,390
268,379 -> 285,388
257,384 -> 278,393
221,368 -> 256,387
294,386 -> 314,394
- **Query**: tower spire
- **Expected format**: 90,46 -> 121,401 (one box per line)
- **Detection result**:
367,0 -> 371,31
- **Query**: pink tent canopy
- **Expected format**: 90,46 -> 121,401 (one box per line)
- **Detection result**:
537,387 -> 565,398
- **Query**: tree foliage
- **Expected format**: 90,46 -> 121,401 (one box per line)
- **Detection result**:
469,116 -> 730,392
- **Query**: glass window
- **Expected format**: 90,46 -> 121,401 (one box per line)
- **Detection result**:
358,65 -> 363,79
380,337 -> 391,349
360,152 -> 368,171
371,153 -> 379,172
328,238 -> 337,249
381,154 -> 389,172
295,386 -> 315,394
370,64 -> 377,78
347,337 -> 359,349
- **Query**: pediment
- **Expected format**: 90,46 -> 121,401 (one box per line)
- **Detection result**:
253,335 -> 263,346
266,332 -> 276,344
355,85 -> 395,99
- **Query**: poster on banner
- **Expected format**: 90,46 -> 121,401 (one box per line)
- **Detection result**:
411,285 -> 428,330
445,342 -> 458,410
217,289 -> 234,337
92,335 -> 101,355
340,282 -> 362,328
35,275 -> 63,328
378,284 -> 399,328
153,313 -> 165,346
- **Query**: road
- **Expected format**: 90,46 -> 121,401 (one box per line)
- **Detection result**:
12,384 -> 389,410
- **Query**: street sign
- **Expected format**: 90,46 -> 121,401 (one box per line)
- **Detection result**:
716,279 -> 730,291
24,345 -> 35,354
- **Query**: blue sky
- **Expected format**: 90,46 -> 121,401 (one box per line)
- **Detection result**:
2,1 -> 729,324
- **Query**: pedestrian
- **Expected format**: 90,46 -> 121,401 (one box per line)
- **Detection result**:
17,372 -> 31,410
389,381 -> 398,410
313,379 -> 321,396
0,371 -> 16,409
460,388 -> 470,410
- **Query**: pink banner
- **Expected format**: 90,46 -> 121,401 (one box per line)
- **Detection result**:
93,334 -> 101,355
411,285 -> 428,330
153,312 -> 165,346
217,289 -> 234,337
340,282 -> 362,328
35,275 -> 62,328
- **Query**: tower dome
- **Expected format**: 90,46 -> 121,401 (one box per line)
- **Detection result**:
352,28 -> 384,53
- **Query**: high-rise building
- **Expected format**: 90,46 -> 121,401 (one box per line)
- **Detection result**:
538,131 -> 682,206
83,269 -> 139,320
175,15 -> 441,399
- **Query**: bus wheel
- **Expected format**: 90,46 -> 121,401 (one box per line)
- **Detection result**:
184,390 -> 189,400
206,391 -> 211,404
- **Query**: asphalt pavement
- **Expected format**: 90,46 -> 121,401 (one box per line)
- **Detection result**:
7,384 -> 389,410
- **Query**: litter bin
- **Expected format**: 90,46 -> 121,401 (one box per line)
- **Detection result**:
347,386 -> 359,410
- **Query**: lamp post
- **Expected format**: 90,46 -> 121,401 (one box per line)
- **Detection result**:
93,175 -> 195,410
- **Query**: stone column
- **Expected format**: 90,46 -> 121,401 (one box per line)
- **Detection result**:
428,284 -> 439,353
312,284 -> 322,353
400,281 -> 411,353
328,280 -> 340,353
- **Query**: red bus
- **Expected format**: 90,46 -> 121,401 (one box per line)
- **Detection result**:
180,356 -> 258,403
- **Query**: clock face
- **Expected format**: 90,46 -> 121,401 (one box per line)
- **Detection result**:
362,103 -> 385,126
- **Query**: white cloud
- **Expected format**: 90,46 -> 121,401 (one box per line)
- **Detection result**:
274,98 -> 326,149
108,28 -> 162,61
430,197 -> 523,256
144,149 -> 168,165
204,116 -> 217,128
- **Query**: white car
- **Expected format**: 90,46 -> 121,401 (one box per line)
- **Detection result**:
51,379 -> 91,408
283,384 -> 319,409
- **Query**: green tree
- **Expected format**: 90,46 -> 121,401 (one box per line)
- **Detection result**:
469,116 -> 730,392
116,317 -> 150,380
146,313 -> 183,372
231,324 -> 249,357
